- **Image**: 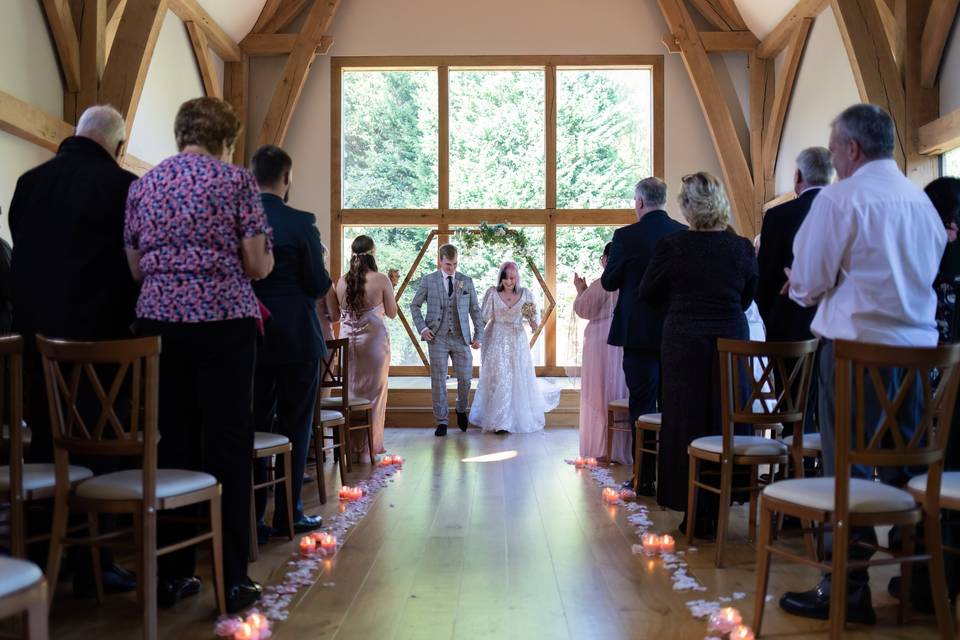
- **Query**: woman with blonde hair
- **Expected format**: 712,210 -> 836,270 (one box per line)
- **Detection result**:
326,235 -> 397,458
639,172 -> 757,539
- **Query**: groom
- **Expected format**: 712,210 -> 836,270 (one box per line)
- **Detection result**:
410,243 -> 483,437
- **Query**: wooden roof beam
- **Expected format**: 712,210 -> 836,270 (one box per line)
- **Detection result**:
168,0 -> 241,62
185,22 -> 222,98
105,0 -> 127,60
255,0 -> 308,34
41,0 -> 82,92
240,33 -> 334,56
689,0 -> 749,31
757,0 -> 829,58
920,0 -> 960,87
918,108 -> 960,155
662,31 -> 759,53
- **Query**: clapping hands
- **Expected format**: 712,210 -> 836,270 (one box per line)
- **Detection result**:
573,272 -> 587,294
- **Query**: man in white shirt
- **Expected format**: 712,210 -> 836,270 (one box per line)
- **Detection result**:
779,104 -> 946,624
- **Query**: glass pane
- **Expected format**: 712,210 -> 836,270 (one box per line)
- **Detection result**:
342,70 -> 438,209
557,69 -> 653,209
556,226 -> 618,367
451,226 -> 546,365
341,226 -> 437,366
449,70 -> 546,208
945,147 -> 960,178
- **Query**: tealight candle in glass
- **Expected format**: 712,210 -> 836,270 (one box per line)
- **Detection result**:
246,613 -> 269,637
708,607 -> 743,634
586,457 -> 598,468
318,532 -> 337,553
233,622 -> 254,640
602,487 -> 619,504
729,624 -> 755,640
575,456 -> 585,468
641,532 -> 660,556
659,534 -> 675,554
299,536 -> 316,556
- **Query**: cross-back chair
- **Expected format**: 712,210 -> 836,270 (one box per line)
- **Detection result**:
319,338 -> 374,467
0,556 -> 48,640
686,338 -> 818,567
312,386 -> 347,504
38,335 -> 225,640
752,340 -> 960,639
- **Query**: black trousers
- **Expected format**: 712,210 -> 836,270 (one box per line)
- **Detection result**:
139,318 -> 257,588
622,347 -> 660,485
253,359 -> 320,528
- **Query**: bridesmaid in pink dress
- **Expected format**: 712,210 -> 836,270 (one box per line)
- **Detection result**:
573,243 -> 631,464
326,235 -> 398,459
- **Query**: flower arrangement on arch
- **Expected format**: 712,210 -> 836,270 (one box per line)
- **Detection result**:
455,221 -> 532,262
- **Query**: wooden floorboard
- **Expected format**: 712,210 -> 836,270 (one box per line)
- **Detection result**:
45,428 -> 946,639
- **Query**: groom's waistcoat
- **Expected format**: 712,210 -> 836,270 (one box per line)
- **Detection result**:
437,284 -> 464,337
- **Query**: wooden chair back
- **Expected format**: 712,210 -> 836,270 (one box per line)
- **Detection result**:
36,335 -> 160,507
717,338 -> 819,446
320,338 -> 350,410
833,340 -> 960,499
0,335 -> 24,556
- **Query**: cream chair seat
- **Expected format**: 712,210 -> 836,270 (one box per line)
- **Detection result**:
0,556 -> 47,639
319,410 -> 345,424
907,471 -> 960,508
783,432 -> 822,451
764,477 -> 917,513
0,463 -> 93,496
253,432 -> 289,449
608,398 -> 629,411
690,435 -> 788,457
320,396 -> 371,408
74,469 -> 217,501
637,413 -> 661,425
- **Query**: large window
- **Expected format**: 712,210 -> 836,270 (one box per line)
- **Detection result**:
945,147 -> 960,177
332,56 -> 663,375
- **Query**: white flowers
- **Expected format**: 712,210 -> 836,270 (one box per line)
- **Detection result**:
495,227 -> 507,237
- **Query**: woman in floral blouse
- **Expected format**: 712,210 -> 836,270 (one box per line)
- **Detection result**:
124,97 -> 273,613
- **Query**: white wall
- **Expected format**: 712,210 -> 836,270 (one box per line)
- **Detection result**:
248,0 -> 728,242
0,1 -> 64,242
941,16 -> 960,117
772,6 -> 859,195
127,12 -> 207,164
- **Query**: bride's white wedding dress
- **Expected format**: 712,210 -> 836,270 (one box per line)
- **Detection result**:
469,286 -> 561,433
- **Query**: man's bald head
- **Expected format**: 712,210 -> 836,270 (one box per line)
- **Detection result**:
76,105 -> 126,159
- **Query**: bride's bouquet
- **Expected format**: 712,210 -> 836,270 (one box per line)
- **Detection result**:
520,301 -> 537,323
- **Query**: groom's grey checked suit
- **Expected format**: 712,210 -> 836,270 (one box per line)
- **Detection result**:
410,270 -> 484,425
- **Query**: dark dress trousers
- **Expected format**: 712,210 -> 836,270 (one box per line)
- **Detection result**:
9,136 -> 139,461
252,193 -> 332,527
601,210 -> 686,483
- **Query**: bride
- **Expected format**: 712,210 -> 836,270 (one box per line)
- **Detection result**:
469,261 -> 560,433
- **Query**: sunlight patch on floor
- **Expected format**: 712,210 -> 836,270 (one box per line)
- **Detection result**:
461,450 -> 519,463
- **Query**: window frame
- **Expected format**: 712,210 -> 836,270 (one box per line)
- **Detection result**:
331,55 -> 665,376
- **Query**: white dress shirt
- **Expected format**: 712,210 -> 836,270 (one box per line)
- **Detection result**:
438,269 -> 456,296
789,159 -> 945,346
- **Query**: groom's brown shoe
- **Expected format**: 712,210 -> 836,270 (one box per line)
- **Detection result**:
434,424 -> 448,437
457,412 -> 468,431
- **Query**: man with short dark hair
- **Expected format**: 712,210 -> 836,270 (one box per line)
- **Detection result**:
250,144 -> 331,539
601,177 -> 685,493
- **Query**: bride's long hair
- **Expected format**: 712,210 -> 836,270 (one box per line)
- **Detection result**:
344,235 -> 378,314
496,261 -> 521,293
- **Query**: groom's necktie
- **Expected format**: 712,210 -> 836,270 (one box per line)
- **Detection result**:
447,275 -> 453,297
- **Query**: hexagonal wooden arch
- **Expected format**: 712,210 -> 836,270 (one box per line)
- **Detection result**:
394,228 -> 556,369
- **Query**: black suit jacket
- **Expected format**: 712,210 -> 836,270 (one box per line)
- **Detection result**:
755,188 -> 821,341
10,136 -> 139,345
253,194 -> 332,365
601,210 -> 686,350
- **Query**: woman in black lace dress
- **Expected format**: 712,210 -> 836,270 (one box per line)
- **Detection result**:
639,172 -> 758,537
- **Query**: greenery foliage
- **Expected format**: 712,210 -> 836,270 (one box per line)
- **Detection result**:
454,222 -> 533,263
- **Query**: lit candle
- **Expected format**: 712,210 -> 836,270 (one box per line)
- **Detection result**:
318,532 -> 337,553
708,607 -> 743,634
245,613 -> 270,637
299,535 -> 316,556
575,456 -> 585,468
381,455 -> 392,466
394,455 -> 404,466
729,624 -> 755,640
339,485 -> 350,500
354,487 -> 364,499
641,532 -> 660,556
659,534 -> 675,554
233,622 -> 253,640
602,487 -> 620,504
586,457 -> 598,468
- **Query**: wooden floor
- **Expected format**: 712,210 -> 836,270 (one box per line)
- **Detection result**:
48,428 -> 946,639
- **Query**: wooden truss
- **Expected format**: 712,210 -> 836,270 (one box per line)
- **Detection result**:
392,229 -> 556,368
658,0 -> 958,236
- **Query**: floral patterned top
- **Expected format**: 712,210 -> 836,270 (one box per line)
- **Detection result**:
124,153 -> 272,323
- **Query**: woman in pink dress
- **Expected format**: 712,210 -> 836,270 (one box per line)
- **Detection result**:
574,243 -> 631,464
326,235 -> 397,459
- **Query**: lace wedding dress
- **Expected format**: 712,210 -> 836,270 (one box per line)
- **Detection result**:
469,286 -> 561,433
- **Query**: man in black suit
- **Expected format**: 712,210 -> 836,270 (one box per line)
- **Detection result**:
9,105 -> 139,596
601,177 -> 685,493
251,145 -> 332,539
756,146 -> 833,341
756,147 -> 833,436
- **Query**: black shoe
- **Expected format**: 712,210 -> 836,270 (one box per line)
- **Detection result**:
435,424 -> 448,437
157,576 -> 201,609
780,575 -> 876,624
226,578 -> 262,613
257,523 -> 280,546
457,412 -> 469,431
495,429 -> 508,434
293,514 -> 323,534
73,564 -> 137,599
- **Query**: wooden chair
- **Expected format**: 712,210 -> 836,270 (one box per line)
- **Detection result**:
318,339 -> 375,467
686,338 -> 818,567
248,431 -> 294,561
633,413 -> 661,492
38,336 -> 226,640
0,335 -> 94,560
906,471 -> 960,627
0,557 -> 48,639
605,398 -> 630,466
752,340 -> 960,639
312,405 -> 347,505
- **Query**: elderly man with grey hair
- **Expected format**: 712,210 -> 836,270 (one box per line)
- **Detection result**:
777,104 -> 946,624
8,104 -> 139,597
601,176 -> 685,493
